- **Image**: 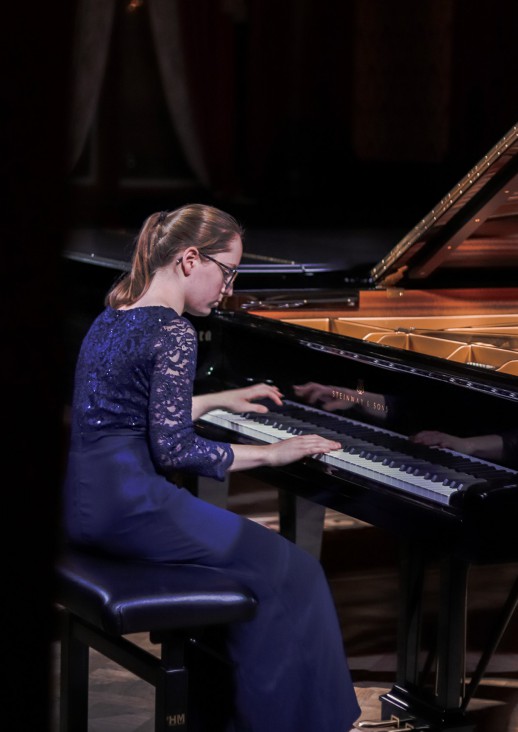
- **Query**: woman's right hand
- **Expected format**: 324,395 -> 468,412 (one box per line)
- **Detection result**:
229,434 -> 341,471
264,434 -> 341,467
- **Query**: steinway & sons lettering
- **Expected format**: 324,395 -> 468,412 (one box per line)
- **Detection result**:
330,389 -> 388,414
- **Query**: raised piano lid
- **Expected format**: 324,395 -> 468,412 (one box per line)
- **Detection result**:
229,123 -> 518,381
227,121 -> 518,305
371,121 -> 518,290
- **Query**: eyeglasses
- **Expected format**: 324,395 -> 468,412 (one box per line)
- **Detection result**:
199,252 -> 238,291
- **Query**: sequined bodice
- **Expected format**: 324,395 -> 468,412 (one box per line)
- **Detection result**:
70,306 -> 232,476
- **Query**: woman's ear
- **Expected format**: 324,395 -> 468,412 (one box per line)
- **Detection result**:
179,246 -> 199,274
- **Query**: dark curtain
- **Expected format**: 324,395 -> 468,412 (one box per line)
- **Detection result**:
242,0 -> 355,203
449,0 -> 518,170
172,0 -> 356,202
173,0 -> 518,200
351,0 -> 453,164
68,0 -> 117,169
148,0 -> 211,187
69,0 -> 222,189
172,0 -> 243,195
68,0 -> 518,209
350,0 -> 518,169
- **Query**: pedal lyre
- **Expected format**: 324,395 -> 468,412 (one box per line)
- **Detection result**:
356,714 -> 415,731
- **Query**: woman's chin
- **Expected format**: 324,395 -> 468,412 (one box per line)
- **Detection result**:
187,303 -> 215,318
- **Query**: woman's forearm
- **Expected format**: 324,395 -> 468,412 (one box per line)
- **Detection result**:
227,443 -> 272,471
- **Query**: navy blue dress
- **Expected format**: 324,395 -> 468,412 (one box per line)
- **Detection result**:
63,305 -> 360,732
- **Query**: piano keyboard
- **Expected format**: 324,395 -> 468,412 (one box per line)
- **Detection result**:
198,400 -> 517,507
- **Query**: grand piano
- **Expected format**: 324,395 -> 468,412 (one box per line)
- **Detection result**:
194,123 -> 518,731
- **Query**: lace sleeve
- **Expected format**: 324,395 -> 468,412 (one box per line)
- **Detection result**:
148,317 -> 233,479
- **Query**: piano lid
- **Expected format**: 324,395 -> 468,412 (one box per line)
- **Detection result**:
371,122 -> 518,290
65,225 -> 394,280
65,123 -> 518,290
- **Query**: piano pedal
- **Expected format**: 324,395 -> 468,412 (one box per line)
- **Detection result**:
355,714 -> 426,731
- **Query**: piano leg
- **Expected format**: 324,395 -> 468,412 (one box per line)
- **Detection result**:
188,477 -> 326,559
436,556 -> 469,710
396,542 -> 426,689
188,475 -> 230,508
381,551 -> 471,731
278,490 -> 326,558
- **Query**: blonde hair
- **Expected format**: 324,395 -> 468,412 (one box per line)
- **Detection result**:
106,204 -> 244,308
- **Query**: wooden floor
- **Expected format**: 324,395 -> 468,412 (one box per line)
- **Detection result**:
51,474 -> 518,731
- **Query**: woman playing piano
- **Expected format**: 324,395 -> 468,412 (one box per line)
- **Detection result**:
62,204 -> 360,732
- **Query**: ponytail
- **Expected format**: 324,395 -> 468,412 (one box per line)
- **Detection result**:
106,213 -> 160,308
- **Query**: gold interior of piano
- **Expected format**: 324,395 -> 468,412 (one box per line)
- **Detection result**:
239,124 -> 518,376
274,313 -> 518,375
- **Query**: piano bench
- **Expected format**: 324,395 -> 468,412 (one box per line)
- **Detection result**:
55,546 -> 258,732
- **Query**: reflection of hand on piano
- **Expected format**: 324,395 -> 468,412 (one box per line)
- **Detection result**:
411,430 -> 504,463
293,382 -> 348,411
293,382 -> 388,420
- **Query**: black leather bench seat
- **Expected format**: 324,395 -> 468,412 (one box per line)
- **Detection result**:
55,545 -> 258,732
55,547 -> 258,635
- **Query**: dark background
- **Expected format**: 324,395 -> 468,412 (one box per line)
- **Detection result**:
3,1 -> 518,729
69,0 -> 518,232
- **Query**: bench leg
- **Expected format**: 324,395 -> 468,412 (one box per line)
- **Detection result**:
154,633 -> 189,732
60,612 -> 89,732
